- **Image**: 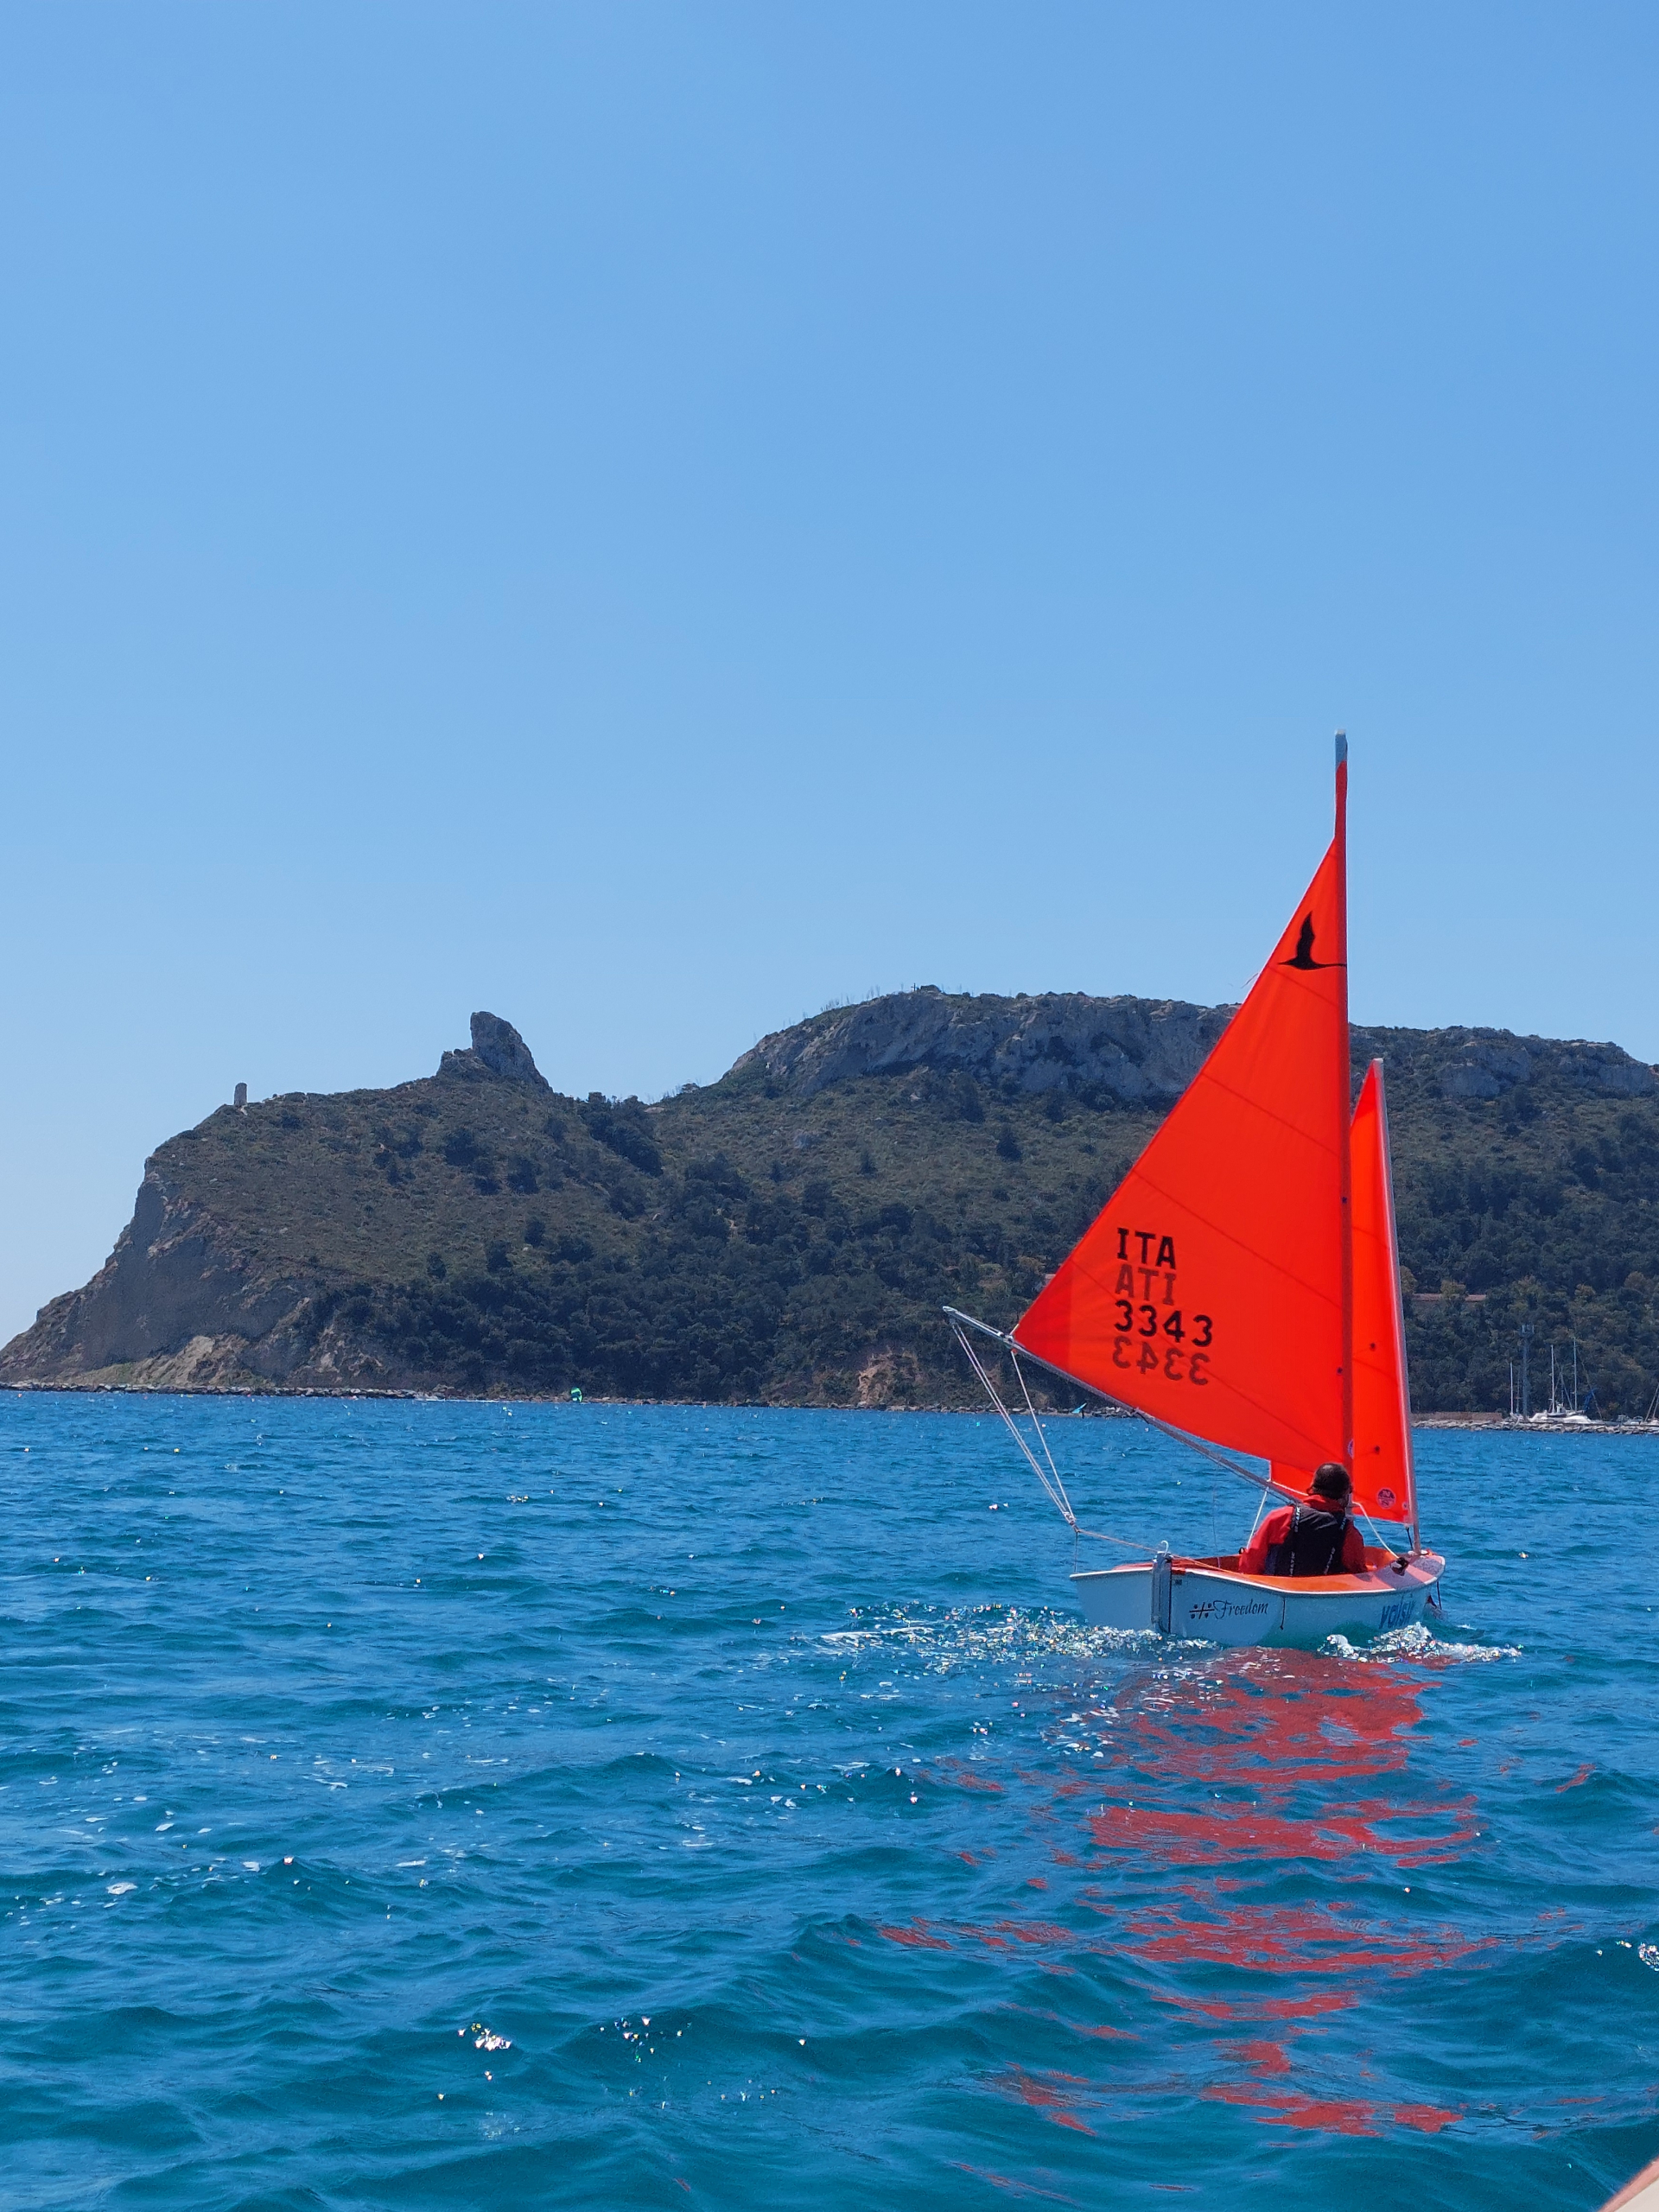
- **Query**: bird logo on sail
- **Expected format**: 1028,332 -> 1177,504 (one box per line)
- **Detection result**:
1282,914 -> 1344,970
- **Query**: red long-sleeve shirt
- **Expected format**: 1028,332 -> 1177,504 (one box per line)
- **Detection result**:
1238,1505 -> 1366,1577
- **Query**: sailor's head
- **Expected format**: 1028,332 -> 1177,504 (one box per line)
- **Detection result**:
1310,1462 -> 1351,1505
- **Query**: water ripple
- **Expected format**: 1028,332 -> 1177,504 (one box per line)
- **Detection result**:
2,1396 -> 1655,2208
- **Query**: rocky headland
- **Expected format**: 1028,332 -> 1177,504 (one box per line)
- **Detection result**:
4,994 -> 1659,1411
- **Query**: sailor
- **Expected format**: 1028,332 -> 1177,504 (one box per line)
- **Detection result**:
1238,1462 -> 1366,1577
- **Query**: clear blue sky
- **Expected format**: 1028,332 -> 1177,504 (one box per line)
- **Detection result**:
3,2 -> 1657,1340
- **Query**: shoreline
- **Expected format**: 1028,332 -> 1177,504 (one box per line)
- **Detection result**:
4,1381 -> 1658,1432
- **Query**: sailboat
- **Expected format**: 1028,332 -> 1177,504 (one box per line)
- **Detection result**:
948,736 -> 1444,1647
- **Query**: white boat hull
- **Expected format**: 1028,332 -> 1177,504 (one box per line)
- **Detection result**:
1071,1549 -> 1445,1647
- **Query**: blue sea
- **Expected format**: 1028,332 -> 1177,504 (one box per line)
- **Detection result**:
3,1395 -> 1656,2209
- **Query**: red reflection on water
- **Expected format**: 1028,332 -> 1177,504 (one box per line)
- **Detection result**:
1202,2081 -> 1376,2133
1223,2038 -> 1291,2074
891,1652 -> 1487,2146
978,1921 -> 1077,1948
1202,2082 -> 1382,2135
1077,1659 -> 1477,1872
886,1918 -> 1082,1954
1094,1655 -> 1427,1789
932,1758 -> 1004,1793
1086,1795 -> 1477,1868
1107,1897 -> 1489,1979
1203,2082 -> 1459,2135
877,1919 -> 951,1949
1169,1989 -> 1355,2022
1075,1659 -> 1484,2140
995,2067 -> 1097,2134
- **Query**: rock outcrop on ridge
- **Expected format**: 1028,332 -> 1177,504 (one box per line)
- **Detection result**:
439,1011 -> 550,1090
732,988 -> 1234,1103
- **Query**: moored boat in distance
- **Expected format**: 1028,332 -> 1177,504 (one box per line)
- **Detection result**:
949,734 -> 1446,1648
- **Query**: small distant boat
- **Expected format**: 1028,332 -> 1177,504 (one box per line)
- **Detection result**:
950,736 -> 1444,1648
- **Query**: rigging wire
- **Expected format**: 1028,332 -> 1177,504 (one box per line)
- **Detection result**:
952,1323 -> 1073,1523
1011,1344 -> 1071,1516
952,1313 -> 1433,1583
947,1306 -> 1319,1546
949,1324 -> 1150,1553
1243,1487 -> 1270,1547
1354,1503 -> 1406,1559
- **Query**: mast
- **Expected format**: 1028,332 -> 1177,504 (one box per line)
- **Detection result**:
1335,730 -> 1354,1471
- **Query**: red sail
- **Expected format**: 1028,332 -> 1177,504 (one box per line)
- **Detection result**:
1014,781 -> 1352,1473
1350,1058 -> 1417,1527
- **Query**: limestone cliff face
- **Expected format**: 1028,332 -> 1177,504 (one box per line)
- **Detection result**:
0,1164 -> 321,1389
732,988 -> 1236,1102
1410,1029 -> 1657,1102
737,988 -> 1659,1107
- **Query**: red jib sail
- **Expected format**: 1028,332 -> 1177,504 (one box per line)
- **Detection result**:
1350,1058 -> 1417,1527
1014,761 -> 1352,1475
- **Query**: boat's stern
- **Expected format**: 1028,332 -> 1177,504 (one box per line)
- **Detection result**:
1069,1561 -> 1158,1631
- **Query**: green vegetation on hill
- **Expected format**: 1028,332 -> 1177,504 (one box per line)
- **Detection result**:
1358,1025 -> 1659,1414
149,1055 -> 1150,1402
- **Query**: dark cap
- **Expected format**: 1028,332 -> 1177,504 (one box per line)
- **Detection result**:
1311,1462 -> 1351,1501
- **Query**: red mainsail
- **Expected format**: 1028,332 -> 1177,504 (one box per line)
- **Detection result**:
1350,1058 -> 1417,1527
1013,755 -> 1355,1476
